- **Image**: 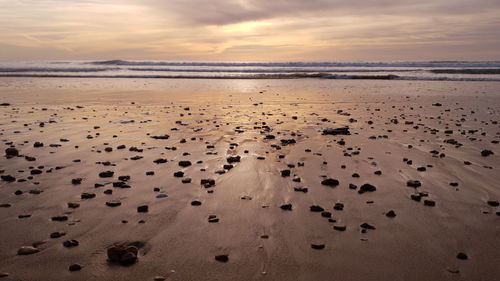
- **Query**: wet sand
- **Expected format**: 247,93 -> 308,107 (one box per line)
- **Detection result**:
0,78 -> 499,281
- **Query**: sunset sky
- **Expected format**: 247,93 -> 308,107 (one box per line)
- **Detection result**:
1,0 -> 499,61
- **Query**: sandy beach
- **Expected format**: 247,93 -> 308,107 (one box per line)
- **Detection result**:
0,78 -> 498,281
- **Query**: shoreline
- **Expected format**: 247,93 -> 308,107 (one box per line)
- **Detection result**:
0,79 -> 498,281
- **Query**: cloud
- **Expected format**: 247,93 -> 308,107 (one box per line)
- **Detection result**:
0,0 -> 499,60
143,0 -> 500,25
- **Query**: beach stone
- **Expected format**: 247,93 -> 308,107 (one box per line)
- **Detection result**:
227,156 -> 241,163
215,255 -> 229,262
358,183 -> 376,194
294,187 -> 308,193
487,200 -> 499,207
208,215 -> 219,223
137,205 -> 149,213
68,264 -> 82,271
151,135 -> 169,140
106,200 -> 121,207
63,240 -> 79,248
424,200 -> 436,207
71,178 -> 82,185
51,215 -> 68,221
0,203 -> 12,208
410,194 -> 422,202
407,180 -> 421,188
153,158 -> 168,164
0,273 -> 9,278
360,223 -> 376,230
1,175 -> 16,182
480,150 -> 493,157
17,246 -> 40,255
456,252 -> 468,260
321,178 -> 340,187
50,232 -> 66,239
81,193 -> 96,199
156,194 -> 168,199
310,205 -> 324,212
153,276 -> 166,281
322,127 -> 350,135
107,245 -> 139,265
311,244 -> 325,250
99,171 -> 114,178
280,169 -> 291,177
118,175 -> 130,181
5,148 -> 19,157
333,225 -> 347,231
386,210 -> 397,218
68,202 -> 80,208
191,200 -> 202,206
321,211 -> 332,218
178,161 -> 191,167
333,203 -> 344,211
280,204 -> 292,211
200,178 -> 215,187
173,171 -> 184,177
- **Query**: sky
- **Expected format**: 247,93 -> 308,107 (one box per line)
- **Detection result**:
0,0 -> 499,61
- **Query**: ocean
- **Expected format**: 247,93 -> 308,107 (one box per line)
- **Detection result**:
1,60 -> 500,81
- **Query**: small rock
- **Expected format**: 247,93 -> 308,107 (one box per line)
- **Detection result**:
137,205 -> 149,213
360,223 -> 376,230
407,180 -> 421,188
215,254 -> 229,262
333,225 -> 347,231
173,171 -> 184,177
99,171 -> 114,178
280,170 -> 291,177
321,178 -> 339,187
106,200 -> 121,207
358,183 -> 376,194
322,127 -> 350,135
71,178 -> 82,185
227,156 -> 241,163
191,200 -> 202,206
456,252 -> 468,260
51,215 -> 68,221
107,245 -> 139,265
63,240 -> 79,248
17,246 -> 40,255
311,244 -> 325,250
67,202 -> 80,208
294,187 -> 308,193
423,200 -> 436,207
5,148 -> 19,158
178,161 -> 192,167
68,264 -> 82,271
480,150 -> 493,157
50,232 -> 66,239
310,205 -> 324,212
386,210 -> 396,218
1,175 -> 16,182
81,193 -> 96,199
487,200 -> 499,207
280,204 -> 292,211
